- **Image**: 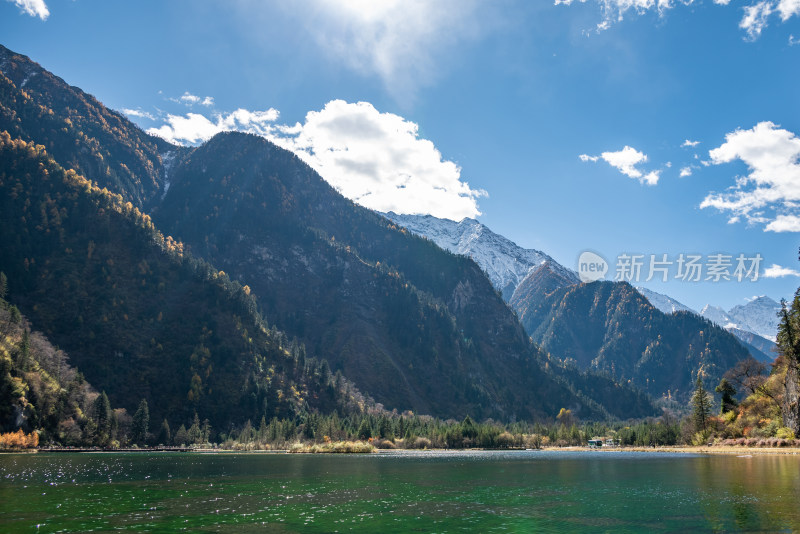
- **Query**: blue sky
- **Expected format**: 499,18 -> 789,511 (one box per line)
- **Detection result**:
2,0 -> 799,311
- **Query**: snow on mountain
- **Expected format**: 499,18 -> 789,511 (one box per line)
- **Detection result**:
699,304 -> 736,329
695,298 -> 780,342
636,287 -> 778,359
635,286 -> 694,315
727,296 -> 781,342
385,210 -> 783,346
383,212 -> 577,300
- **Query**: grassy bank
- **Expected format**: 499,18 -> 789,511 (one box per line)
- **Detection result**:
288,440 -> 375,454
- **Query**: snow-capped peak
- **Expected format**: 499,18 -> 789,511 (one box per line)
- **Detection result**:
635,286 -> 694,315
727,296 -> 781,342
383,212 -> 577,300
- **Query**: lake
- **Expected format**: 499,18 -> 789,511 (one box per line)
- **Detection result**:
1,450 -> 799,532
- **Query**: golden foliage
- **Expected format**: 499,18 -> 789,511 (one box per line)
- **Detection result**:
0,430 -> 39,449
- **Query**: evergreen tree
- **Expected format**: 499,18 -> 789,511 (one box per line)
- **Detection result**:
778,289 -> 800,433
239,420 -> 253,442
691,377 -> 713,434
131,399 -> 150,445
0,271 -> 7,300
17,330 -> 30,371
188,412 -> 202,444
258,416 -> 268,441
201,419 -> 212,443
461,415 -> 477,440
378,415 -> 393,439
714,378 -> 738,414
157,418 -> 171,446
356,418 -> 372,440
92,391 -> 113,445
173,424 -> 189,446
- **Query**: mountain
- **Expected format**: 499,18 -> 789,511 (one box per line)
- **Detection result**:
510,262 -> 582,329
384,212 -> 578,301
698,298 -> 780,342
385,211 -> 783,351
151,132 -> 622,421
638,289 -> 778,362
0,290 -> 110,443
699,304 -> 735,329
515,279 -> 751,400
0,44 -> 662,423
0,133 -> 365,431
635,287 -> 694,315
384,212 -> 756,400
726,327 -> 776,363
0,45 -> 178,211
727,296 -> 781,342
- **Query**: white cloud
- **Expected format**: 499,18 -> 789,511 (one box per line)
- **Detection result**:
582,145 -> 660,185
122,108 -> 156,121
291,0 -> 491,104
270,100 -> 485,219
682,139 -> 700,147
7,0 -> 48,20
790,34 -> 800,44
680,166 -> 693,177
778,0 -> 800,20
602,146 -> 648,178
556,0 -> 800,38
740,1 -> 774,40
763,263 -> 800,277
171,92 -> 216,107
147,99 -> 484,220
554,0 -> 695,31
701,121 -> 800,232
147,108 -> 279,145
765,214 -> 800,232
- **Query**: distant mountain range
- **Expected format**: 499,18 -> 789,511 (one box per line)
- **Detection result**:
0,44 -> 659,425
632,287 -> 778,361
387,212 -> 779,396
386,212 -> 780,342
701,297 -> 781,342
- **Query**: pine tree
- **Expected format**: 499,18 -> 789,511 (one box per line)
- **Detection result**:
201,419 -> 211,444
17,330 -> 31,371
778,289 -> 800,433
188,412 -> 202,444
461,415 -> 477,440
173,424 -> 189,446
132,399 -> 150,446
258,416 -> 268,441
715,378 -> 738,415
157,418 -> 171,446
92,391 -> 113,446
691,377 -> 713,434
356,418 -> 371,440
0,271 -> 7,300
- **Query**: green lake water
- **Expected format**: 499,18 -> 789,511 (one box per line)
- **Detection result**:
1,450 -> 799,532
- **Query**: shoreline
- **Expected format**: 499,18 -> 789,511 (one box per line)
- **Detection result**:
10,445 -> 800,456
542,445 -> 800,456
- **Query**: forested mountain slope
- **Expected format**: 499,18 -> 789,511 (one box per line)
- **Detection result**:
0,134 -> 365,431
